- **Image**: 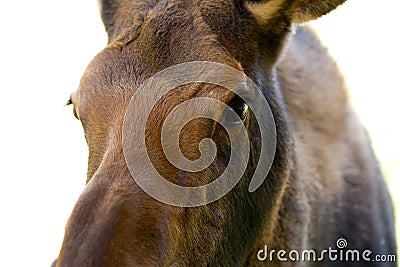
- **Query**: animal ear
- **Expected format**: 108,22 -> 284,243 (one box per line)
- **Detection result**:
246,0 -> 346,24
99,0 -> 121,34
290,0 -> 347,23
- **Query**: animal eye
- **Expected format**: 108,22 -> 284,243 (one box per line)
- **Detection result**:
72,107 -> 79,120
222,96 -> 249,124
65,97 -> 79,120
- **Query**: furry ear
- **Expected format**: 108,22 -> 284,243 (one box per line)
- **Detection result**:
291,0 -> 347,23
99,0 -> 121,35
246,0 -> 346,24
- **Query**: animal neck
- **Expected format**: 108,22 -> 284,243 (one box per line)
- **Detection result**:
257,58 -> 298,246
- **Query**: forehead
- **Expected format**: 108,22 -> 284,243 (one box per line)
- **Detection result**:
79,3 -> 247,102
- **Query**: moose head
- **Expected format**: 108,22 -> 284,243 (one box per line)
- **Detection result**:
53,0 -> 396,266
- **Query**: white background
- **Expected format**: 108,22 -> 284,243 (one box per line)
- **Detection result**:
0,1 -> 399,266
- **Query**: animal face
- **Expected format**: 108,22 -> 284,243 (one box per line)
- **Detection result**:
55,0 -> 347,266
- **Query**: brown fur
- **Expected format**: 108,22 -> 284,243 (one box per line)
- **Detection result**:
52,0 -> 396,266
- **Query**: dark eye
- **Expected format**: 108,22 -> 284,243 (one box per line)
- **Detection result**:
72,106 -> 79,120
65,97 -> 79,120
222,96 -> 249,124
